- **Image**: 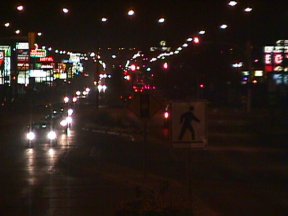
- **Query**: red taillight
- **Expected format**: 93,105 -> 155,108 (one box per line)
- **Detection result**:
164,111 -> 169,119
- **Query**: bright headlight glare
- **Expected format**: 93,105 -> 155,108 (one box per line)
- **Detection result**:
60,119 -> 68,127
26,132 -> 35,140
47,131 -> 57,140
66,116 -> 72,124
68,108 -> 73,116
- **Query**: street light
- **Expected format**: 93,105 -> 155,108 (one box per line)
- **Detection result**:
244,7 -> 253,13
62,8 -> 69,14
158,17 -> 165,23
4,22 -> 10,27
101,17 -> 108,22
199,30 -> 206,35
228,1 -> 238,7
17,5 -> 24,12
128,9 -> 135,16
220,24 -> 228,29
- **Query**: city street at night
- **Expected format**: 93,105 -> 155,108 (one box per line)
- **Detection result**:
1,1 -> 288,215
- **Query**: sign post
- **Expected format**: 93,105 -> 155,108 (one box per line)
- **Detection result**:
171,101 -> 207,148
127,92 -> 165,176
170,100 -> 207,199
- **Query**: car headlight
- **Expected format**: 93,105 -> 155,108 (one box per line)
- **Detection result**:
66,116 -> 72,124
60,119 -> 68,127
47,131 -> 57,140
68,108 -> 73,116
26,132 -> 35,141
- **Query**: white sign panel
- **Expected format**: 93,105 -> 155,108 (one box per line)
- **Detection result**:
171,101 -> 207,148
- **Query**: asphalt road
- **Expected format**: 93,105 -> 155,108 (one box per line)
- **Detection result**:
0,102 -> 288,216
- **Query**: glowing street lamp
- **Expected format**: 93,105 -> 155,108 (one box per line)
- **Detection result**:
158,17 -> 165,23
199,30 -> 206,35
244,7 -> 253,13
37,32 -> 42,36
128,9 -> 135,16
4,22 -> 10,27
220,24 -> 228,29
182,43 -> 188,48
17,5 -> 24,11
62,8 -> 69,14
15,29 -> 21,34
228,1 -> 238,7
101,17 -> 108,22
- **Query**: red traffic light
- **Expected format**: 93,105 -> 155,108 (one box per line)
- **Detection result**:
163,62 -> 168,70
193,36 -> 200,44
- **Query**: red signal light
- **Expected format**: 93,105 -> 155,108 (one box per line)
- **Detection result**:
164,111 -> 169,119
193,36 -> 200,44
130,64 -> 136,71
199,83 -> 205,88
163,62 -> 168,70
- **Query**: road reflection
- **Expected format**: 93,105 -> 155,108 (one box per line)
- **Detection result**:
25,148 -> 36,185
24,129 -> 75,184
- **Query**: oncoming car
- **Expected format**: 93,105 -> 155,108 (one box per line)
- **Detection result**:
25,121 -> 58,147
44,108 -> 74,133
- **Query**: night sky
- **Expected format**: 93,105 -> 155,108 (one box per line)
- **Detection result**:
0,0 -> 287,52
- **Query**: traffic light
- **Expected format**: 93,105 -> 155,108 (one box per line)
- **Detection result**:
193,36 -> 200,44
163,62 -> 168,70
130,64 -> 136,71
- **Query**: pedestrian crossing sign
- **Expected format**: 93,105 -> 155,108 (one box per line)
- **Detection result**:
171,101 -> 207,148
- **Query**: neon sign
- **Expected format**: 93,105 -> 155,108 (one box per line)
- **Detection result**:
264,45 -> 288,72
40,57 -> 54,62
30,49 -> 46,58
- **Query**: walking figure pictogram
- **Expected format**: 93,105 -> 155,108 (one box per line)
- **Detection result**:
178,106 -> 200,140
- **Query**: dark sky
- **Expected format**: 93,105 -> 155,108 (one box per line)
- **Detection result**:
0,0 -> 287,52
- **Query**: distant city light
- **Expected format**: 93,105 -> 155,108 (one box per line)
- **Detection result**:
182,43 -> 188,47
4,22 -> 10,27
187,38 -> 193,42
101,17 -> 108,22
158,18 -> 165,23
15,29 -> 20,34
199,30 -> 206,35
17,5 -> 24,11
220,24 -> 228,29
62,8 -> 69,14
228,1 -> 238,7
244,7 -> 253,13
128,9 -> 135,16
193,36 -> 200,44
232,62 -> 243,68
163,62 -> 168,70
112,55 -> 117,59
37,32 -> 42,36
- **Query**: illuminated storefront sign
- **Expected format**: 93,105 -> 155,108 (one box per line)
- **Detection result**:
30,49 -> 47,58
40,57 -> 54,62
0,46 -> 11,84
16,42 -> 29,50
17,49 -> 29,63
0,51 -> 4,69
69,53 -> 81,63
29,70 -> 48,77
41,64 -> 54,69
0,46 -> 11,57
264,45 -> 288,72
